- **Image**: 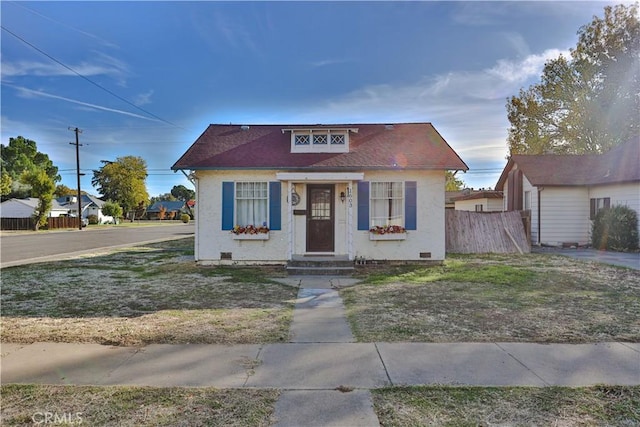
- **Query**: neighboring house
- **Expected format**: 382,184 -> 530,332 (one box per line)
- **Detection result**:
57,194 -> 114,224
453,190 -> 503,212
172,123 -> 468,265
0,198 -> 69,218
147,200 -> 188,220
496,140 -> 640,246
445,191 -> 465,209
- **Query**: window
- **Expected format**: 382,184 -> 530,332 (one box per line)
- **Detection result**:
330,134 -> 345,145
295,135 -> 310,145
313,134 -> 327,145
370,182 -> 404,227
590,197 -> 610,220
524,191 -> 531,210
236,182 -> 268,226
475,204 -> 484,212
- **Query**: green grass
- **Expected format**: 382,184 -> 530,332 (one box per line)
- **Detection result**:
1,238 -> 296,345
344,253 -> 640,343
372,385 -> 640,427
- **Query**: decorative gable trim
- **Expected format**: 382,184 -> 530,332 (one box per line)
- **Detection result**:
283,128 -> 358,154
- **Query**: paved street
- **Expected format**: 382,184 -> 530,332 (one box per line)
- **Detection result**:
0,223 -> 194,268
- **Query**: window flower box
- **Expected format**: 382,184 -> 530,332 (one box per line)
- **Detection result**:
233,232 -> 269,240
369,225 -> 407,241
231,224 -> 270,240
369,232 -> 406,241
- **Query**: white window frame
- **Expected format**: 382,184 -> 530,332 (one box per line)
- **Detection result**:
235,181 -> 269,227
288,129 -> 352,153
370,181 -> 404,228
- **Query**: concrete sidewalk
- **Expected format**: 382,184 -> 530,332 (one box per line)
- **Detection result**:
2,341 -> 639,388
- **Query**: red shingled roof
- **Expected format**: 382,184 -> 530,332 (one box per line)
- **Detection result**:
496,138 -> 640,189
172,123 -> 468,171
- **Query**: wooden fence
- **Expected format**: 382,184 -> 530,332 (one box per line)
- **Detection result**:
445,210 -> 530,254
1,217 -> 80,231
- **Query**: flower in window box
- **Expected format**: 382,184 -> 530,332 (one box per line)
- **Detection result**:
369,225 -> 406,235
231,224 -> 270,234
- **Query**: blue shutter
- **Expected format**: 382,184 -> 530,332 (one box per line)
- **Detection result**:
221,181 -> 234,230
357,181 -> 370,230
269,181 -> 281,230
405,181 -> 417,230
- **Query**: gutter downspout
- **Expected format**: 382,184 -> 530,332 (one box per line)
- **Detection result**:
537,187 -> 543,245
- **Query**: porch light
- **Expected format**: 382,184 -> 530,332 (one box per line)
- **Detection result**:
340,191 -> 346,203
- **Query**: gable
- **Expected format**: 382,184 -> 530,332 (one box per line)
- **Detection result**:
172,123 -> 468,172
496,139 -> 640,189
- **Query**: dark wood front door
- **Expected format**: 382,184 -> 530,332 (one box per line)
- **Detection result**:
306,185 -> 334,252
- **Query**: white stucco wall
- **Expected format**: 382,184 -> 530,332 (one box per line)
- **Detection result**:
539,186 -> 591,246
194,169 -> 447,264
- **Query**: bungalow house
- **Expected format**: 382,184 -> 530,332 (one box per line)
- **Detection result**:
56,194 -> 114,224
172,123 -> 468,265
146,200 -> 189,220
496,139 -> 640,246
1,198 -> 69,218
452,189 -> 503,212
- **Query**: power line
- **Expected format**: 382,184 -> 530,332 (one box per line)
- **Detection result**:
1,25 -> 184,130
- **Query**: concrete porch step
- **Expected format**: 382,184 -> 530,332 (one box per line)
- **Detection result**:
287,256 -> 355,276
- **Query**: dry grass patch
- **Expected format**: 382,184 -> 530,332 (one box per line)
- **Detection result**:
344,254 -> 640,343
372,385 -> 640,427
1,384 -> 278,427
1,238 -> 296,345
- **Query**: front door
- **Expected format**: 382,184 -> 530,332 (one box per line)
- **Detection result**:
306,184 -> 334,252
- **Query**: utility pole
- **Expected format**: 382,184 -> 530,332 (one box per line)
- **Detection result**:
69,127 -> 83,230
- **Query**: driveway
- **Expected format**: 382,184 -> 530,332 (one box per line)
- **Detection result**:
0,223 -> 194,268
533,247 -> 640,270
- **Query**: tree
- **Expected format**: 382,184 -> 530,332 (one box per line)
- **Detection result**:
445,171 -> 466,191
149,193 -> 176,206
171,185 -> 195,202
91,156 -> 149,221
1,136 -> 60,199
506,3 -> 639,155
54,184 -> 74,198
101,200 -> 123,224
171,184 -> 195,216
21,169 -> 55,230
0,170 -> 11,196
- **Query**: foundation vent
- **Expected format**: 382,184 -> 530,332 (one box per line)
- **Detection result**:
220,252 -> 232,260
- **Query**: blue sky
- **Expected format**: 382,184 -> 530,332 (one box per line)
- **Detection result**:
1,1 -> 615,197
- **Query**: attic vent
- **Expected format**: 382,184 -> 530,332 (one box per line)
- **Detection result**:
240,125 -> 250,131
385,124 -> 394,130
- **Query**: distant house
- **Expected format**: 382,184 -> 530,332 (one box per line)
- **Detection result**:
172,122 -> 468,265
146,200 -> 189,220
452,190 -> 503,212
496,140 -> 640,246
0,198 -> 69,218
56,195 -> 114,224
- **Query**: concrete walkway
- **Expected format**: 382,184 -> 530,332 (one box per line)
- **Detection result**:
2,275 -> 640,426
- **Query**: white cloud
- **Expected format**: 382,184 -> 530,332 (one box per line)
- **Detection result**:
487,49 -> 569,83
133,90 -> 154,106
1,52 -> 128,82
6,84 -> 161,122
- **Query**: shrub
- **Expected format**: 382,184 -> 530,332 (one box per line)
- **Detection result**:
592,205 -> 639,251
180,214 -> 190,224
87,214 -> 99,225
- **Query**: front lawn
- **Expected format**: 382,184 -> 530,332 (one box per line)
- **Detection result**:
0,385 -> 278,427
372,385 -> 640,426
344,254 -> 640,343
1,238 -> 296,345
